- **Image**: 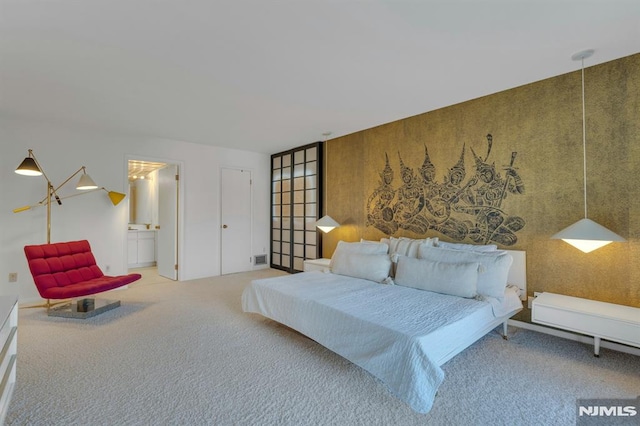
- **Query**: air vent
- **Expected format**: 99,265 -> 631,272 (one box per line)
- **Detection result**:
254,254 -> 268,265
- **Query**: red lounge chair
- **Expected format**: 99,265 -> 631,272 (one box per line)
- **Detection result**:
24,240 -> 141,311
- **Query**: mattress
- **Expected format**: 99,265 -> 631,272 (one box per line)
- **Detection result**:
242,271 -> 521,413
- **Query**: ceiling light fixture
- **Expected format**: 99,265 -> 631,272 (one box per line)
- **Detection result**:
551,49 -> 626,253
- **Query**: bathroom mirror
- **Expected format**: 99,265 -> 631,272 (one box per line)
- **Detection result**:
127,160 -> 167,227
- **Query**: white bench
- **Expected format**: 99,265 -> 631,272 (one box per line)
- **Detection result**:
532,292 -> 640,357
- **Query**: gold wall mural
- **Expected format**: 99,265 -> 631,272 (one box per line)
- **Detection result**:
366,135 -> 525,246
323,53 -> 639,318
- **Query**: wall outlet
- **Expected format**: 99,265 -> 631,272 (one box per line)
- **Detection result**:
8,273 -> 17,283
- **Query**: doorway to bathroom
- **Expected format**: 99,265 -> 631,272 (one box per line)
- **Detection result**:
127,157 -> 180,281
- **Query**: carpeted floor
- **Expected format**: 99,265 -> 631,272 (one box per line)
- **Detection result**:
7,269 -> 640,425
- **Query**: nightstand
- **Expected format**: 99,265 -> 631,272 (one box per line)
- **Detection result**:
303,258 -> 331,272
532,292 -> 640,357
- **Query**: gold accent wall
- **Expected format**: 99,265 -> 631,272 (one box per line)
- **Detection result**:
324,53 -> 639,316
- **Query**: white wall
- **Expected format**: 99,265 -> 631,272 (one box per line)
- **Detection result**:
0,117 -> 271,302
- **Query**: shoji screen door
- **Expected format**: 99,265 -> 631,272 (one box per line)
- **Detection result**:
271,142 -> 323,273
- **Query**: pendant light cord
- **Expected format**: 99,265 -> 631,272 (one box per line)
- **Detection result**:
322,132 -> 331,217
581,57 -> 588,219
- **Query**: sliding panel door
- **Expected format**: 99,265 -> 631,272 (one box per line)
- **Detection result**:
270,154 -> 290,271
271,142 -> 323,273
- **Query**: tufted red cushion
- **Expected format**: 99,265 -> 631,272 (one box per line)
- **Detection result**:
24,240 -> 141,299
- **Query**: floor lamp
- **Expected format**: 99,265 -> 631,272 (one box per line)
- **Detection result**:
14,149 -> 127,243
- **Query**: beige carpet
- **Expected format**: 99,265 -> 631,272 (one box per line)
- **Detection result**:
7,269 -> 640,425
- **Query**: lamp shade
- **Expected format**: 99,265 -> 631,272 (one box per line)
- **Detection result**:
551,218 -> 626,253
76,173 -> 98,190
15,157 -> 42,176
108,191 -> 126,206
315,215 -> 340,233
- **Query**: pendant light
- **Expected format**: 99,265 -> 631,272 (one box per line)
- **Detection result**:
551,49 -> 625,253
315,215 -> 340,233
315,131 -> 340,233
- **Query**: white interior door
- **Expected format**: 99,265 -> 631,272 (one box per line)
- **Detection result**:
157,164 -> 178,280
221,168 -> 252,275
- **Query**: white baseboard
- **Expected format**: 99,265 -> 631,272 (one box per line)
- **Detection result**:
508,319 -> 640,357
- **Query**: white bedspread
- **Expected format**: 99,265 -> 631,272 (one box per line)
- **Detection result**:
242,271 -> 521,413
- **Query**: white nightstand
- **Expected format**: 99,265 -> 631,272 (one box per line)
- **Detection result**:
532,292 -> 640,357
0,296 -> 17,424
303,258 -> 331,272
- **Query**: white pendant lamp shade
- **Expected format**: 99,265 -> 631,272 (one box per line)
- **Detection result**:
551,218 -> 626,253
315,215 -> 339,233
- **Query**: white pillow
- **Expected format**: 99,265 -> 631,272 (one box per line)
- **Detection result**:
334,240 -> 389,255
384,237 -> 438,262
331,252 -> 391,283
394,256 -> 480,298
330,241 -> 389,269
437,241 -> 499,252
360,238 -> 380,244
417,246 -> 513,300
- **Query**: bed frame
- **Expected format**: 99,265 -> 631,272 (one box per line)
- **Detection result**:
436,249 -> 526,366
244,248 -> 527,412
505,250 -> 527,301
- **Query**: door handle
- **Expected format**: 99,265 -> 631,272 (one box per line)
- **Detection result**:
222,224 -> 228,229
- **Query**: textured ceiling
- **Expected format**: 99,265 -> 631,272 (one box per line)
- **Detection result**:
1,1 -> 639,154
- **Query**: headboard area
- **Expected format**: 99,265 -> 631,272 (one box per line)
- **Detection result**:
504,250 -> 527,301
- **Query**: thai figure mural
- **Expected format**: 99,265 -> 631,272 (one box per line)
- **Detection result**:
419,144 -> 444,225
366,153 -> 398,235
392,153 -> 430,234
366,134 -> 526,246
465,146 -> 525,245
419,144 -> 469,240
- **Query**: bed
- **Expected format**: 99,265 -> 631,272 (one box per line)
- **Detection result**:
242,238 -> 526,413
